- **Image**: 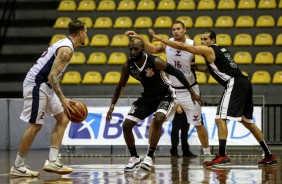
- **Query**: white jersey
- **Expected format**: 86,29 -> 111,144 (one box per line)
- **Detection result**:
165,38 -> 196,88
23,37 -> 74,87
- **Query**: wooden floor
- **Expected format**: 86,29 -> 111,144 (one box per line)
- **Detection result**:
0,150 -> 281,184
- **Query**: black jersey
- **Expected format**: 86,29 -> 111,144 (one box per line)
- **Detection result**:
205,44 -> 245,87
127,54 -> 174,97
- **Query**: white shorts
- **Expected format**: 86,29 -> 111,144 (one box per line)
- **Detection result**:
167,85 -> 203,126
20,83 -> 64,124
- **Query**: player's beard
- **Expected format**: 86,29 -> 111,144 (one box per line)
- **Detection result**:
130,51 -> 143,61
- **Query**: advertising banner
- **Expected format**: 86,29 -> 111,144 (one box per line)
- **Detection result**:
62,106 -> 261,146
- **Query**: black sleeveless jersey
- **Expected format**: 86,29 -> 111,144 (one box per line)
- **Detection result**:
205,44 -> 245,86
127,54 -> 174,97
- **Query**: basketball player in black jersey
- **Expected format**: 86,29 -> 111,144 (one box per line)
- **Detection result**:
106,38 -> 204,172
147,29 -> 277,167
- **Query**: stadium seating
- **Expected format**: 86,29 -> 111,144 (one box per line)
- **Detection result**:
53,17 -> 72,29
217,0 -> 236,10
154,16 -> 173,28
117,0 -> 136,11
234,51 -> 252,64
195,72 -> 207,84
276,34 -> 282,45
157,0 -> 176,10
194,16 -> 213,28
113,16 -> 132,28
176,16 -> 193,28
97,0 -> 116,11
237,0 -> 256,9
93,17 -> 113,28
110,34 -> 130,47
233,34 -> 253,46
276,52 -> 282,64
87,52 -> 107,65
272,71 -> 282,84
61,71 -> 82,84
107,52 -> 127,65
82,71 -> 102,84
197,0 -> 216,10
133,17 -> 153,28
256,15 -> 275,27
57,0 -> 76,11
77,0 -> 96,11
258,0 -> 276,9
70,52 -> 86,64
89,34 -> 109,47
127,76 -> 141,84
235,16 -> 254,28
216,33 -> 232,46
208,75 -> 219,84
77,17 -> 93,28
254,33 -> 273,46
103,71 -> 121,84
251,71 -> 271,84
136,0 -> 155,10
215,16 -> 234,28
254,52 -> 274,64
50,34 -> 67,45
177,0 -> 195,10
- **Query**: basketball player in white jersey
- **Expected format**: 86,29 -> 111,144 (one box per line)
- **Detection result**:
10,19 -> 88,177
125,21 -> 213,164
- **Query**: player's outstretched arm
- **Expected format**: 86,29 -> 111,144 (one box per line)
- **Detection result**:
106,63 -> 130,122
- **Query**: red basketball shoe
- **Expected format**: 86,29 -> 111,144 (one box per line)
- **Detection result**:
203,154 -> 231,167
258,155 -> 277,167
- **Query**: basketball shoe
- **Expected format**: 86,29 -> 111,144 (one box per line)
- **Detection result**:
43,158 -> 73,174
10,164 -> 40,177
140,156 -> 153,171
203,154 -> 231,167
258,155 -> 277,167
124,156 -> 141,172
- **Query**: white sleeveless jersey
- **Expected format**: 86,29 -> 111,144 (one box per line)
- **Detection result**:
165,38 -> 196,87
23,37 -> 74,87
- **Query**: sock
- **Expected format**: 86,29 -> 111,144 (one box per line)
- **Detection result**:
219,139 -> 226,157
14,152 -> 25,167
128,145 -> 138,157
203,147 -> 211,155
259,140 -> 272,157
147,147 -> 156,158
49,146 -> 59,162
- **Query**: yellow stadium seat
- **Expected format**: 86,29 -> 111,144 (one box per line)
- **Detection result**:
110,34 -> 130,47
138,34 -> 150,42
97,0 -> 116,11
83,37 -> 89,46
251,71 -> 271,84
234,51 -> 252,64
276,52 -> 282,64
216,33 -> 232,46
50,34 -> 67,45
82,71 -> 102,84
177,0 -> 195,10
195,55 -> 206,64
77,0 -> 96,11
193,34 -> 202,44
276,34 -> 282,45
279,0 -> 282,8
133,16 -> 153,28
89,34 -> 109,46
196,72 -> 207,84
233,34 -> 253,46
113,16 -> 132,28
107,52 -> 127,65
57,0 -> 76,11
256,15 -> 275,27
77,17 -> 93,28
215,16 -> 234,28
152,52 -> 167,61
241,71 -> 249,77
208,75 -> 219,84
217,0 -> 236,10
272,71 -> 282,84
136,0 -> 155,10
258,0 -> 276,9
157,0 -> 176,10
197,0 -> 216,10
93,17 -> 112,28
254,33 -> 273,46
117,0 -> 136,11
277,16 -> 282,27
70,52 -> 86,64
235,15 -> 254,28
152,34 -> 169,46
61,71 -> 81,84
128,76 -> 141,84
194,16 -> 213,28
53,17 -> 72,29
154,16 -> 172,28
87,52 -> 107,65
176,16 -> 193,28
103,71 -> 121,84
237,0 -> 256,9
254,52 -> 274,64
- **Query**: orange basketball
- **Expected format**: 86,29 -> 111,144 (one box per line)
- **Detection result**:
67,101 -> 88,123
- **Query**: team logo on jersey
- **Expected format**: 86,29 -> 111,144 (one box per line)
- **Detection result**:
145,68 -> 154,77
175,50 -> 181,56
193,115 -> 199,121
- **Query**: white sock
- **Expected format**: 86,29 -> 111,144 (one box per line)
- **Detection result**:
203,147 -> 211,155
14,152 -> 25,167
49,147 -> 59,162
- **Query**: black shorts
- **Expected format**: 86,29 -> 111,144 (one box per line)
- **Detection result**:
126,93 -> 176,122
216,76 -> 253,122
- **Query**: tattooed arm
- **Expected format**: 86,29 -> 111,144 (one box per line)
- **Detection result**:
48,46 -> 74,116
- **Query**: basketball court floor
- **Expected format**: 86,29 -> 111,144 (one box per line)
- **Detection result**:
0,147 -> 281,184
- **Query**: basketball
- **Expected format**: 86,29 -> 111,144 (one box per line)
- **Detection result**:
67,101 -> 88,123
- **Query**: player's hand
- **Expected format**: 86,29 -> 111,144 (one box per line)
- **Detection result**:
125,30 -> 143,40
191,93 -> 205,106
148,28 -> 160,41
61,98 -> 75,117
106,107 -> 114,122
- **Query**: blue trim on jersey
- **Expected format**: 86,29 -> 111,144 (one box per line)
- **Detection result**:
35,55 -> 55,84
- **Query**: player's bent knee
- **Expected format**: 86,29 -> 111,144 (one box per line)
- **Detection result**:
122,120 -> 136,130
